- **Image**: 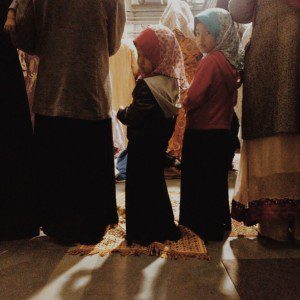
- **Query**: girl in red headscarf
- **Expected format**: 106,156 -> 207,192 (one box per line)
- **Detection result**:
117,25 -> 188,246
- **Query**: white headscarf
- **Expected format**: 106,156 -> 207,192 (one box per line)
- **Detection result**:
241,24 -> 253,50
160,0 -> 195,40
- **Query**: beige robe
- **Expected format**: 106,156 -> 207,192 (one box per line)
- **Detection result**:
230,0 -> 300,228
109,39 -> 138,111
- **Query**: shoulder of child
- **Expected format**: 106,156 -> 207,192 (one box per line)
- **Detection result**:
197,52 -> 220,72
203,51 -> 231,69
206,51 -> 224,62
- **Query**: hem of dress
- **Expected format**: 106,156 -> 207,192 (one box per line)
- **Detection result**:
33,108 -> 112,121
0,227 -> 40,241
242,131 -> 300,141
231,199 -> 300,226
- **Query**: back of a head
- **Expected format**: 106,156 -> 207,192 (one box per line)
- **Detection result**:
160,0 -> 195,39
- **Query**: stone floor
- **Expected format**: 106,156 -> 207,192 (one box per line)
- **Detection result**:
1,175 -> 299,300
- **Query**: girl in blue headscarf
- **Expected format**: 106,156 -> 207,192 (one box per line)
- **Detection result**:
179,8 -> 240,243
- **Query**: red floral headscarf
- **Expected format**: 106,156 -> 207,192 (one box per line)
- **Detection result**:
134,25 -> 189,90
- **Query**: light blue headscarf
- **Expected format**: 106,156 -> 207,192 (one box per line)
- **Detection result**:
194,8 -> 241,68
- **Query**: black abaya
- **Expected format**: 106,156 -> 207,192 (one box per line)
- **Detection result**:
0,1 -> 39,240
118,79 -> 180,246
126,134 -> 180,245
34,115 -> 118,244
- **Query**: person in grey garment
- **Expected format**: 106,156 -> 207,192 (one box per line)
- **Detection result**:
12,0 -> 126,244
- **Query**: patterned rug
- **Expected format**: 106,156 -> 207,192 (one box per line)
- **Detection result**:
230,220 -> 258,238
68,190 -> 257,259
68,192 -> 208,260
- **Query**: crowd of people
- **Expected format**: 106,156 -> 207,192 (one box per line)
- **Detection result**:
0,0 -> 299,246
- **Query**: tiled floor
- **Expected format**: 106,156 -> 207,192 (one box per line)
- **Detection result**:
1,176 -> 299,300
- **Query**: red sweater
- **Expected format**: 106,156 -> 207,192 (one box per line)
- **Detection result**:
183,51 -> 238,131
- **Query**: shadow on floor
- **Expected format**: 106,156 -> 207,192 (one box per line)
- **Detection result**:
149,235 -> 241,300
58,238 -> 240,300
60,254 -> 157,299
223,257 -> 300,299
221,238 -> 300,299
0,236 -> 84,299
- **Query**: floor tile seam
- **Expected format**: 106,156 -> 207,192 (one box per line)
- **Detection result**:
220,260 -> 242,300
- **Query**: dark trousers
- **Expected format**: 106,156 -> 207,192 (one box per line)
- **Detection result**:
180,129 -> 231,241
0,33 -> 39,240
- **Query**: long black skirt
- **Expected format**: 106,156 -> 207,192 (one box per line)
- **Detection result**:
179,129 -> 231,242
0,17 -> 39,240
34,115 -> 118,244
126,135 -> 180,246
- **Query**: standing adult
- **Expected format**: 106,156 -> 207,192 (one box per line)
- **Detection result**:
13,0 -> 126,244
203,0 -> 229,10
216,0 -> 230,9
229,0 -> 300,242
0,1 -> 38,240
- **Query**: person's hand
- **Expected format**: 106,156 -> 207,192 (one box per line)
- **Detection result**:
4,17 -> 16,33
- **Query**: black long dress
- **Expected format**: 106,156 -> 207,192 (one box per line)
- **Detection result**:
118,79 -> 180,246
34,115 -> 118,244
0,1 -> 39,240
179,129 -> 231,242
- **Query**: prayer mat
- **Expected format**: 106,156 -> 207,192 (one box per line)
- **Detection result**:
230,220 -> 258,238
68,192 -> 208,260
68,189 -> 258,259
167,191 -> 258,238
